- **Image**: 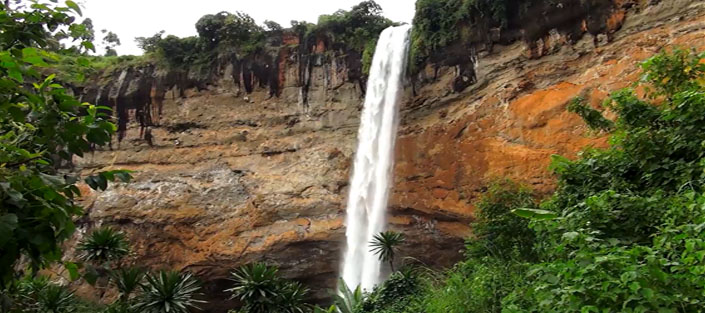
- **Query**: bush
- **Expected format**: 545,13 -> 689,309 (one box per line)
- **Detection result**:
357,268 -> 425,313
134,271 -> 204,313
77,227 -> 130,265
367,47 -> 705,313
424,258 -> 527,313
409,0 -> 538,72
504,47 -> 705,312
226,263 -> 311,313
466,180 -> 537,261
311,1 -> 393,51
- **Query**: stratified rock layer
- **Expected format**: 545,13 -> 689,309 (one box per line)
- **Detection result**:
74,1 -> 705,311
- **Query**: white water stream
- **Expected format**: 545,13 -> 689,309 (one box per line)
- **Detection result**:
341,25 -> 411,292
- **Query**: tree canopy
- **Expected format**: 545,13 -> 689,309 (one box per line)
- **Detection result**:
0,0 -> 130,286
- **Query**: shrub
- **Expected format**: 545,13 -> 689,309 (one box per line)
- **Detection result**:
110,267 -> 146,302
311,1 -> 393,52
466,180 -> 537,261
135,271 -> 204,313
77,227 -> 130,265
503,47 -> 705,312
226,263 -> 311,313
424,258 -> 527,313
357,268 -> 425,313
0,0 -> 131,285
364,47 -> 705,313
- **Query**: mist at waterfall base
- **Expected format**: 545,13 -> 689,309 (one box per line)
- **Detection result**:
341,25 -> 411,292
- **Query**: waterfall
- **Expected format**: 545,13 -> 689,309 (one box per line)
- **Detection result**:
341,24 -> 411,292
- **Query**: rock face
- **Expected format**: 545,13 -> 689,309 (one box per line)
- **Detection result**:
74,1 -> 705,311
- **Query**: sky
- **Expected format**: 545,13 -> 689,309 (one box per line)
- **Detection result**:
78,0 -> 416,56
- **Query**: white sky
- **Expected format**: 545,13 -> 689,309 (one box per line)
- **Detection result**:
78,0 -> 416,56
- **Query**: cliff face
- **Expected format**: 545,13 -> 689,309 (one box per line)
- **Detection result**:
73,0 -> 705,311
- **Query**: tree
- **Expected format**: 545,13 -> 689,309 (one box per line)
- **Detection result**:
195,11 -> 263,51
369,231 -> 405,272
0,0 -> 131,287
101,29 -> 121,56
135,271 -> 204,313
263,20 -> 283,32
465,179 -> 537,261
135,30 -> 165,53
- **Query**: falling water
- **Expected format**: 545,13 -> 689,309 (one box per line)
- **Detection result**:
341,25 -> 411,292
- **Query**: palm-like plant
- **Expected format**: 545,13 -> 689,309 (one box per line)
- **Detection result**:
135,271 -> 204,313
35,283 -> 77,313
111,267 -> 146,302
226,263 -> 312,313
332,279 -> 362,313
369,231 -> 405,272
77,227 -> 130,265
226,263 -> 281,313
276,281 -> 310,313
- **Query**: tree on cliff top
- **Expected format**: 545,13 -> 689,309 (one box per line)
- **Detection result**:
196,11 -> 264,52
0,0 -> 131,287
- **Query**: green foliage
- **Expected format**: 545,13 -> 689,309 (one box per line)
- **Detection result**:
101,30 -> 121,57
131,1 -> 391,76
110,267 -> 145,302
361,40 -> 377,76
134,271 -> 204,313
424,258 -> 527,313
410,0 -> 478,73
567,96 -> 614,132
641,47 -> 705,98
195,11 -> 264,53
504,48 -> 705,312
226,263 -> 311,313
357,268 -> 424,313
333,279 -> 363,313
35,283 -> 76,313
311,1 -> 393,52
1,275 -> 77,313
364,48 -> 705,313
263,20 -> 283,32
466,180 -> 537,261
409,0 -> 529,73
369,231 -> 405,271
77,227 -> 129,265
53,53 -> 152,84
155,35 -> 204,68
135,31 -> 165,54
0,0 -> 132,287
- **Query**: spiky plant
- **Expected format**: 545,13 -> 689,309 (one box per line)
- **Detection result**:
276,281 -> 311,313
77,227 -> 130,265
111,267 -> 146,302
35,283 -> 77,313
226,263 -> 280,313
332,279 -> 362,313
135,271 -> 204,313
369,231 -> 405,272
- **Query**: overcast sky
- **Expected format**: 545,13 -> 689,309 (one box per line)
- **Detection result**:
78,0 -> 416,56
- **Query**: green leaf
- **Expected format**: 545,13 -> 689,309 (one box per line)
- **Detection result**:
511,208 -> 558,220
65,0 -> 81,15
562,231 -> 579,241
114,171 -> 133,183
0,214 -> 19,247
8,69 -> 23,82
81,41 -> 95,52
65,261 -> 80,281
